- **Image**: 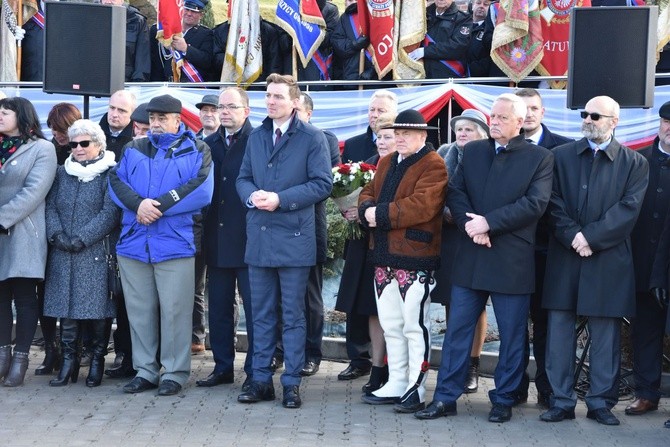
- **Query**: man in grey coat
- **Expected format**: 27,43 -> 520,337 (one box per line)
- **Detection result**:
236,74 -> 332,409
540,96 -> 649,426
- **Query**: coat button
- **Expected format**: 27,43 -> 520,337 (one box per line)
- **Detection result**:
657,187 -> 663,193
94,257 -> 99,261
219,223 -> 223,227
582,185 -> 587,189
261,226 -> 266,231
268,163 -> 273,168
653,212 -> 659,219
220,200 -> 225,205
222,176 -> 227,181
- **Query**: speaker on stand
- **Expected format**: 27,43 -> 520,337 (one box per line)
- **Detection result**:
567,6 -> 658,109
43,2 -> 126,117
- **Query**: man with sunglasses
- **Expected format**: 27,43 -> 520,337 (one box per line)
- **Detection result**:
541,96 -> 649,426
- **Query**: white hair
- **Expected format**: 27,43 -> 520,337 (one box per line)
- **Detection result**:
494,93 -> 527,120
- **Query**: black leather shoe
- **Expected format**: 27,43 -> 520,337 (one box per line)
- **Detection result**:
338,364 -> 370,381
157,379 -> 182,396
488,404 -> 512,423
123,377 -> 158,394
242,375 -> 253,392
282,385 -> 302,409
105,362 -> 137,379
394,390 -> 425,413
361,394 -> 399,405
300,361 -> 319,376
196,371 -> 234,387
464,357 -> 479,394
586,408 -> 620,426
664,419 -> 670,428
238,381 -> 275,403
414,400 -> 457,419
540,407 -> 576,422
537,392 -> 551,409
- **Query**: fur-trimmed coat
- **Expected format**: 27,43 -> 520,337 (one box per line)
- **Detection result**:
44,167 -> 120,319
359,145 -> 448,271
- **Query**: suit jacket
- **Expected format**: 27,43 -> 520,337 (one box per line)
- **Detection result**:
543,138 -> 649,317
150,24 -> 214,81
631,140 -> 670,292
203,120 -> 253,268
447,135 -> 554,294
236,114 -> 333,267
342,127 -> 377,163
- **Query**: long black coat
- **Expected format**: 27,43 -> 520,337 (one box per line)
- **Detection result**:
447,135 -> 554,295
342,127 -> 377,163
21,12 -> 44,81
150,24 -> 214,81
203,120 -> 253,268
543,138 -> 649,317
99,114 -> 134,162
44,167 -> 120,319
631,140 -> 670,292
649,202 -> 670,334
124,6 -> 151,82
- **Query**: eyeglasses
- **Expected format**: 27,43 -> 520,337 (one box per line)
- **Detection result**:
580,111 -> 614,121
69,140 -> 93,149
217,104 -> 245,110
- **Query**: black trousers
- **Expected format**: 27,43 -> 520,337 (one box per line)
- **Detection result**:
631,291 -> 668,402
0,278 -> 39,352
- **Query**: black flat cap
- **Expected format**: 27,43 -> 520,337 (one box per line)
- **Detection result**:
383,109 -> 438,131
145,95 -> 182,114
660,101 -> 670,119
130,102 -> 150,124
195,94 -> 219,110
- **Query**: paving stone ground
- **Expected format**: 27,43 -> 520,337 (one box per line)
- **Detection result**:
0,348 -> 668,446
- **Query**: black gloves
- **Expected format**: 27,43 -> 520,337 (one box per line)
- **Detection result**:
650,287 -> 669,309
70,237 -> 86,253
352,35 -> 370,51
50,233 -> 86,253
51,232 -> 72,251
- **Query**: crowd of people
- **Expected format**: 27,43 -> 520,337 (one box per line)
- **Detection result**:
0,75 -> 669,430
15,0 -> 670,86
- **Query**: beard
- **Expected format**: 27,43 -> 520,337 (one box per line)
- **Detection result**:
581,122 -> 610,142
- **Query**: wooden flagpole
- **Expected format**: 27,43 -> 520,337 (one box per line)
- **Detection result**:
16,0 -> 23,80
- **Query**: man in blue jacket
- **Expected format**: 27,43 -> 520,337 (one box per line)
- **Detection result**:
236,74 -> 332,409
108,94 -> 213,397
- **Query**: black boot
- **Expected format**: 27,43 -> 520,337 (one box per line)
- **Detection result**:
35,341 -> 61,376
50,319 -> 80,387
86,320 -> 110,387
0,345 -> 11,381
464,356 -> 479,394
4,351 -> 30,387
362,365 -> 389,395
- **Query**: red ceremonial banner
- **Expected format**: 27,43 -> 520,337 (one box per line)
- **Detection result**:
157,0 -> 183,45
535,0 -> 591,88
357,0 -> 395,79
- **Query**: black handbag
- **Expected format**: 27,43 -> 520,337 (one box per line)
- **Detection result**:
104,235 -> 123,298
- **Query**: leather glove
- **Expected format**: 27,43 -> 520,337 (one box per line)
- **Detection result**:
51,232 -> 73,252
408,48 -> 424,61
352,35 -> 370,51
650,287 -> 669,309
70,237 -> 86,253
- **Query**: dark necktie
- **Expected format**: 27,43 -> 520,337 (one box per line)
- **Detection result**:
496,145 -> 506,154
274,128 -> 282,147
526,139 -> 533,143
226,134 -> 235,146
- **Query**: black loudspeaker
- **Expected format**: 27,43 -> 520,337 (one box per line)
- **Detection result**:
567,6 -> 658,109
43,3 -> 126,97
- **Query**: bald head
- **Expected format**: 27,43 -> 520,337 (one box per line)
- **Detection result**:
107,90 -> 137,133
581,96 -> 620,144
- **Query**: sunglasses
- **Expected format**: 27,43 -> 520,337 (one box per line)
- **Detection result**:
580,111 -> 614,121
69,140 -> 92,149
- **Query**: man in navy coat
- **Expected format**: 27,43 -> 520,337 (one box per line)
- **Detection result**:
236,74 -> 333,409
197,87 -> 255,390
415,93 -> 554,423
